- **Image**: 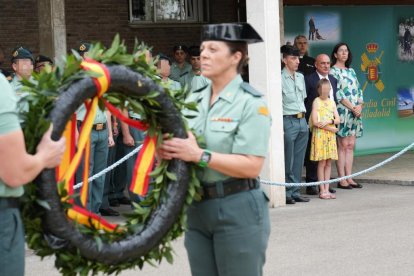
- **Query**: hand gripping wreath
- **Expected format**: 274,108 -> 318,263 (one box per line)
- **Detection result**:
20,37 -> 200,275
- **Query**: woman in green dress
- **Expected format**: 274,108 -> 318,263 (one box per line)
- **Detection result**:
330,42 -> 364,189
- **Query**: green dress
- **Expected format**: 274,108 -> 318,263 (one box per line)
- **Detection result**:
330,67 -> 363,138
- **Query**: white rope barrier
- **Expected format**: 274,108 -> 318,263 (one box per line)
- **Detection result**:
74,141 -> 414,189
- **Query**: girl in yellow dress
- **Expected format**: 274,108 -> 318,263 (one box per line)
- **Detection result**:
310,79 -> 340,199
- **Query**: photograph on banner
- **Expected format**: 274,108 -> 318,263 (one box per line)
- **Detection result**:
305,12 -> 340,44
397,17 -> 414,61
397,87 -> 414,118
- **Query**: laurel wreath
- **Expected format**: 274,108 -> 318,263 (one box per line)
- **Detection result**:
19,35 -> 201,276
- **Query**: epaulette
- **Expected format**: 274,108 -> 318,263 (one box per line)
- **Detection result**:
240,82 -> 262,97
192,84 -> 208,93
179,71 -> 189,78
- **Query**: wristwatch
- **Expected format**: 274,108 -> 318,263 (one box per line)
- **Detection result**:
198,150 -> 212,168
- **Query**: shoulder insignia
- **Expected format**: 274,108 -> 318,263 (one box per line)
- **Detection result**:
241,82 -> 262,97
258,106 -> 269,116
192,84 -> 208,93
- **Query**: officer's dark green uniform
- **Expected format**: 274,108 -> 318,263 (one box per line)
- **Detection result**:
0,74 -> 25,276
183,23 -> 271,276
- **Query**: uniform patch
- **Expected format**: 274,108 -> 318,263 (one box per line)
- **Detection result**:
258,106 -> 269,116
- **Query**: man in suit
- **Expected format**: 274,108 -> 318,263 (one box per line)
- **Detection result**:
304,53 -> 338,195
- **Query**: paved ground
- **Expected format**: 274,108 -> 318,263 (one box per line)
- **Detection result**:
25,151 -> 414,275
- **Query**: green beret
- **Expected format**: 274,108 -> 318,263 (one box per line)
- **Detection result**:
11,47 -> 34,63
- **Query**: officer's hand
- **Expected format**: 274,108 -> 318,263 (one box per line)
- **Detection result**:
158,131 -> 202,163
108,136 -> 115,147
36,125 -> 66,169
123,133 -> 135,146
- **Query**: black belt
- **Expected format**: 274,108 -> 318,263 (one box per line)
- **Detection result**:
200,178 -> 259,200
283,112 -> 305,119
0,197 -> 20,210
77,121 -> 107,131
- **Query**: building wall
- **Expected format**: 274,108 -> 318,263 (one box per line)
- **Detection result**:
0,0 -> 39,69
0,0 -> 240,71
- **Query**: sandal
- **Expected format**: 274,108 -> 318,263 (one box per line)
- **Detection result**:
329,193 -> 336,199
319,192 -> 331,199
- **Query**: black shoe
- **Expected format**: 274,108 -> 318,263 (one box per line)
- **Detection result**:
286,197 -> 296,204
292,196 -> 310,202
349,183 -> 363,189
306,186 -> 318,195
109,198 -> 120,207
337,183 -> 353,189
118,197 -> 131,205
99,208 -> 120,216
329,187 -> 336,193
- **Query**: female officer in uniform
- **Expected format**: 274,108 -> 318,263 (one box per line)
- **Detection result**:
158,23 -> 271,276
0,73 -> 66,275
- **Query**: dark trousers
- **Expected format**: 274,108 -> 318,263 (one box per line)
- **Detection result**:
305,131 -> 318,183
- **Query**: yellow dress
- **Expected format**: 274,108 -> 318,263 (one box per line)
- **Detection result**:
310,97 -> 338,161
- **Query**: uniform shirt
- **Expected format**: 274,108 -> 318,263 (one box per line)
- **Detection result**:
185,74 -> 271,182
179,70 -> 197,91
190,75 -> 210,93
170,62 -> 192,82
76,104 -> 107,124
10,74 -> 31,118
281,67 -> 307,115
0,74 -> 23,197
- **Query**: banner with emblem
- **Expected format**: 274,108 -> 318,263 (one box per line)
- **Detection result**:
284,5 -> 414,155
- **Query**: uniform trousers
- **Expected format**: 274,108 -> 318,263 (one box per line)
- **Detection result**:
0,207 -> 24,276
283,117 -> 309,198
184,188 -> 270,276
76,128 -> 109,213
111,126 -> 145,203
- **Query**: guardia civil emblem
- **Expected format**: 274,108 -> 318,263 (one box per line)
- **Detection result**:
361,42 -> 385,92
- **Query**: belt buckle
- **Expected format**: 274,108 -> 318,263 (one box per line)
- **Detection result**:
297,112 -> 304,119
96,123 -> 104,130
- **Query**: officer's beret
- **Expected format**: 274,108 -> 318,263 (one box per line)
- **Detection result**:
35,54 -> 54,65
11,47 -> 34,63
173,45 -> 188,53
157,53 -> 172,65
77,42 -> 91,54
188,45 -> 200,57
201,23 -> 263,44
281,45 -> 300,57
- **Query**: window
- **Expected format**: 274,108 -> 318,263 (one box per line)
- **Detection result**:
129,0 -> 208,24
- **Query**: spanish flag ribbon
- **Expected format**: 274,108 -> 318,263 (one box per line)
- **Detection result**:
56,115 -> 77,202
129,135 -> 157,196
67,205 -> 119,232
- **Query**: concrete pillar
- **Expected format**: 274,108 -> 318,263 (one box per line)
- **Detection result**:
246,0 -> 285,207
37,0 -> 67,63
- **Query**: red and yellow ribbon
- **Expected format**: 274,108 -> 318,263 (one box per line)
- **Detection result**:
57,58 -> 157,232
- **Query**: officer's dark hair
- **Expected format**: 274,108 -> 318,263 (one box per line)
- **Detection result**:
225,41 -> 248,74
331,42 -> 353,68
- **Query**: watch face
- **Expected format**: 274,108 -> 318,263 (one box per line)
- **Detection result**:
201,151 -> 211,163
